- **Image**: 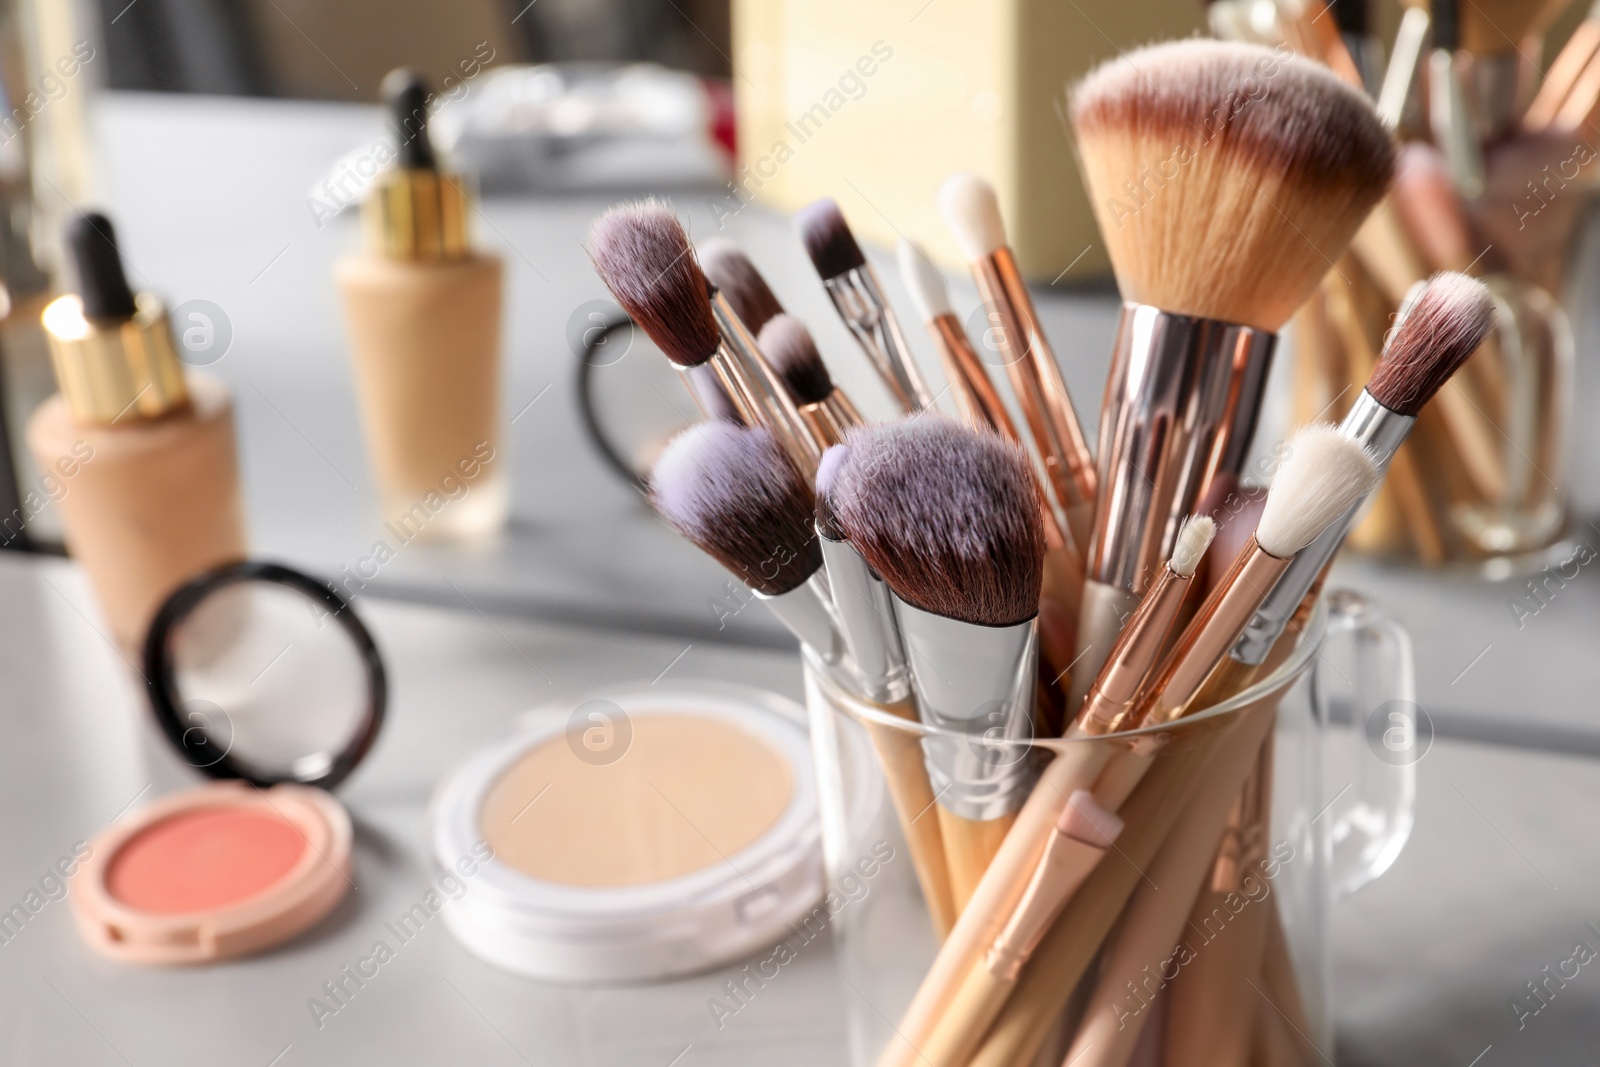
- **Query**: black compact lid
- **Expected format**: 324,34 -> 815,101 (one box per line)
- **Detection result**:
142,561 -> 387,790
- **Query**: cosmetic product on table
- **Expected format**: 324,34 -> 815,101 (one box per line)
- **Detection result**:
431,682 -> 825,981
336,68 -> 506,541
28,212 -> 246,651
71,562 -> 386,964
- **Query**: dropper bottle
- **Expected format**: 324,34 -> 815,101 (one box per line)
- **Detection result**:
336,68 -> 506,541
28,211 -> 246,649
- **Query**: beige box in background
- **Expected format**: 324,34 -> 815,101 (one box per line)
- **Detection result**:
729,0 -> 1206,281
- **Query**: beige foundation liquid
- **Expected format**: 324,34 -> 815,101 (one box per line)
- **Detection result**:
336,68 -> 506,541
27,212 -> 246,650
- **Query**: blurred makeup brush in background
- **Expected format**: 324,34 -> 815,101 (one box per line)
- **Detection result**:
897,238 -> 1019,441
939,173 -> 1098,551
758,314 -> 863,448
589,201 -> 819,473
699,238 -> 786,333
650,422 -> 840,665
1427,0 -> 1486,197
1195,273 -> 1494,707
794,198 -> 936,413
1066,39 -> 1394,702
830,417 -> 1045,910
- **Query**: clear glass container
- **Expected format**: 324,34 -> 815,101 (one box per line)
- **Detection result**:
802,590 -> 1415,1066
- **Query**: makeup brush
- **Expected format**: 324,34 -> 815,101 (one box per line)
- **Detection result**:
649,422 -> 840,663
1428,0 -> 1486,197
588,201 -> 819,474
1450,0 -> 1574,133
1377,5 -> 1432,127
698,238 -> 785,334
1068,40 -> 1394,693
897,238 -> 1018,440
1126,425 -> 1379,740
939,173 -> 1098,548
1525,0 -> 1600,131
794,199 -> 936,413
871,517 -> 1214,1067
757,314 -> 863,448
831,417 -> 1045,910
816,444 -> 960,937
1194,273 -> 1493,708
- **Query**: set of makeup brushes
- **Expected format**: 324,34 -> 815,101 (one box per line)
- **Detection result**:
1227,0 -> 1585,561
589,36 -> 1494,1067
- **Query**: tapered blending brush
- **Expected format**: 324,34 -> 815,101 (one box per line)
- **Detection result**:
588,201 -> 819,474
897,238 -> 1019,441
816,444 -> 959,936
757,314 -> 863,448
871,517 -> 1215,1067
1193,273 -> 1494,709
830,417 -> 1046,910
1067,39 -> 1394,694
649,422 -> 840,663
939,173 -> 1098,551
794,199 -> 936,413
698,238 -> 785,334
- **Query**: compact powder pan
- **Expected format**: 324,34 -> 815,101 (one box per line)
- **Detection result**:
430,682 -> 826,982
70,561 -> 386,965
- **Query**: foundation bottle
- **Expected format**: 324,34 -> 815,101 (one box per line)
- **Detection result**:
336,68 -> 506,541
27,212 -> 246,650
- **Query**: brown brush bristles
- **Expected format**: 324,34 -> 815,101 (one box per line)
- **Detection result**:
794,199 -> 865,279
1069,40 -> 1395,331
758,314 -> 834,405
830,418 -> 1044,627
1367,272 -> 1494,417
649,422 -> 821,596
587,200 -> 720,368
700,239 -> 785,333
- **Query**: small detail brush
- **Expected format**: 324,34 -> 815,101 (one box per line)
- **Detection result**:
897,238 -> 1019,440
758,314 -> 863,448
1195,273 -> 1494,707
794,198 -> 936,413
939,173 -> 1098,549
650,422 -> 840,662
1068,39 -> 1394,693
699,238 -> 785,334
831,416 -> 1045,910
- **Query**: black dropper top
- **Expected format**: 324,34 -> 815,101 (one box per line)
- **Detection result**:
382,67 -> 436,171
1431,0 -> 1459,53
67,212 -> 138,320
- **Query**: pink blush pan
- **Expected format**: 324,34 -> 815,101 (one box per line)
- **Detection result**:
73,783 -> 352,965
106,808 -> 308,914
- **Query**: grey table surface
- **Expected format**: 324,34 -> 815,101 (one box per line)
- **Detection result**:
2,551 -> 1599,1067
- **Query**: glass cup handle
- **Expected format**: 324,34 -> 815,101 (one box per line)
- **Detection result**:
1315,590 -> 1418,902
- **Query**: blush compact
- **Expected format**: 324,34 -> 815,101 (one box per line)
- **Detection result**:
71,562 -> 386,965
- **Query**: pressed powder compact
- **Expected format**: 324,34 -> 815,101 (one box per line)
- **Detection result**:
71,562 -> 386,965
431,682 -> 826,982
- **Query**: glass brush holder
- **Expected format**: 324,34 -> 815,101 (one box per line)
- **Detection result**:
802,590 -> 1415,1067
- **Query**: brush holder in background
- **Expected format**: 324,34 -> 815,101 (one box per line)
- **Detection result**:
1295,260 -> 1572,567
802,591 -> 1415,1067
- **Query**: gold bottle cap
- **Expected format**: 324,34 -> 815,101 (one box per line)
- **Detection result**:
41,292 -> 189,424
361,166 -> 471,262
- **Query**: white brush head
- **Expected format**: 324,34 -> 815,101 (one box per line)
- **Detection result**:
1256,424 -> 1380,558
1168,515 -> 1218,578
938,172 -> 1008,262
897,238 -> 953,322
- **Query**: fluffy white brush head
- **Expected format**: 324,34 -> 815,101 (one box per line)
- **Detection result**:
1256,424 -> 1380,558
897,238 -> 953,322
938,172 -> 1008,262
1168,515 -> 1218,578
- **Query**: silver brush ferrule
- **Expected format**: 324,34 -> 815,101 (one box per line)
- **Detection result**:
892,597 -> 1039,821
710,290 -> 822,473
1089,303 -> 1275,596
758,572 -> 846,667
817,532 -> 910,702
822,264 -> 936,413
1230,390 -> 1413,666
